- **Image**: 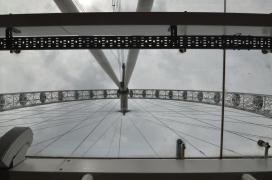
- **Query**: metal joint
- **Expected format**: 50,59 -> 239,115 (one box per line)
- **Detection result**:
5,27 -> 21,54
257,140 -> 270,158
118,88 -> 129,95
170,25 -> 177,37
176,139 -> 186,159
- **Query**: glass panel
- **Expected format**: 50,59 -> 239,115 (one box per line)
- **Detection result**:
2,0 -> 271,159
224,51 -> 272,157
0,50 -> 223,158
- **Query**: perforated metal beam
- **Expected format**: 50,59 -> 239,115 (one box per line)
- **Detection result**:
0,35 -> 271,50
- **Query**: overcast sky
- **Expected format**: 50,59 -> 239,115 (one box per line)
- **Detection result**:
0,0 -> 272,94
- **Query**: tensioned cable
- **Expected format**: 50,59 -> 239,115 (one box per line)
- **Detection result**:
146,99 -> 255,140
130,100 -> 239,155
154,103 -> 266,125
0,99 -> 84,115
82,116 -> 120,156
33,118 -> 102,134
0,99 -> 91,121
144,99 -> 257,143
158,117 -> 272,140
131,100 -> 221,151
151,100 -> 272,138
137,113 -> 241,155
106,122 -> 119,157
157,101 -> 272,129
174,103 -> 272,128
31,119 -> 103,148
0,100 -> 107,129
127,115 -> 159,157
118,115 -> 123,157
0,100 -> 88,123
132,100 -> 207,157
163,99 -> 263,117
33,100 -> 116,154
70,101 -> 118,155
153,96 -> 265,118
28,101 -> 108,127
31,100 -> 113,147
159,97 -> 258,116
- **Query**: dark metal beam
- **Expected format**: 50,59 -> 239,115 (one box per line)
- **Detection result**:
0,35 -> 271,50
0,12 -> 272,27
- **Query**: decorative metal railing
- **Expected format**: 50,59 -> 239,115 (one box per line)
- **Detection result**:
0,89 -> 271,118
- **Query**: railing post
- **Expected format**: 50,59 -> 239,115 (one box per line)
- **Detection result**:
243,95 -> 245,110
220,45 -> 226,159
178,91 -> 180,100
12,95 -> 14,108
263,96 -> 266,113
257,140 -> 270,159
176,139 -> 185,159
51,92 -> 53,102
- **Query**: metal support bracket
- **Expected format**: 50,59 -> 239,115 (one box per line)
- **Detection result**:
5,27 -> 21,54
170,25 -> 186,53
170,25 -> 177,37
176,139 -> 186,159
257,140 -> 270,158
